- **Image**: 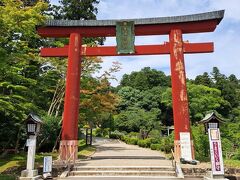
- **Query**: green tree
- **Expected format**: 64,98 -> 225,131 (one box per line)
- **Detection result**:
79,59 -> 121,128
21,0 -> 50,7
117,86 -> 141,111
210,67 -> 240,114
0,0 -> 48,151
120,67 -> 170,91
50,0 -> 103,44
114,107 -> 161,137
57,0 -> 99,20
194,72 -> 213,87
188,83 -> 230,122
37,115 -> 61,152
191,125 -> 209,161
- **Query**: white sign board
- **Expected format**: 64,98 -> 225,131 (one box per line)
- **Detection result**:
180,132 -> 192,161
208,128 -> 224,175
43,156 -> 52,173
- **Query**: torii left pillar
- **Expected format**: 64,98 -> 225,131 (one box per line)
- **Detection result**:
60,33 -> 82,162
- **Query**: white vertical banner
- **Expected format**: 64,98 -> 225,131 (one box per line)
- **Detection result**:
43,156 -> 52,173
180,132 -> 192,161
208,128 -> 224,175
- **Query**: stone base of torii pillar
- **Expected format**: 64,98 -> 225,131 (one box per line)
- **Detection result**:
59,140 -> 78,163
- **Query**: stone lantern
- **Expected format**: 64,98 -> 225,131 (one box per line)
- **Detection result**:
20,113 -> 42,180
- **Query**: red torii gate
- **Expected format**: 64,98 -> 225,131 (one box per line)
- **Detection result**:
37,10 -> 224,162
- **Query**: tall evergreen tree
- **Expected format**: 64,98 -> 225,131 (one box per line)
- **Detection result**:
194,72 -> 213,87
58,0 -> 99,20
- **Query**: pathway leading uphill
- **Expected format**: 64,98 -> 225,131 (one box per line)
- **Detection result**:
62,138 -> 201,179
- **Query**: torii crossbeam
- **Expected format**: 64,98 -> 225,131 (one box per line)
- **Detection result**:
37,10 -> 224,162
41,42 -> 213,57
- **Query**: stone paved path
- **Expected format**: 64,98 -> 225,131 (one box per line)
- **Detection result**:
75,137 -> 172,167
61,138 -> 203,180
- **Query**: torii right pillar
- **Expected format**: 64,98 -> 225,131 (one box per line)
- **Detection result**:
169,29 -> 194,161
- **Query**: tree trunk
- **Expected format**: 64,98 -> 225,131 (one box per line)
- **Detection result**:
48,82 -> 60,115
55,90 -> 65,117
52,126 -> 62,152
14,126 -> 22,153
48,81 -> 65,116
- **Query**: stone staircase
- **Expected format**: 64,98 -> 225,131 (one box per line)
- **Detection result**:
62,138 -> 185,179
67,165 -> 179,179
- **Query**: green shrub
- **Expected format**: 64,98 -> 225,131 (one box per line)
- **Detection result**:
159,136 -> 174,153
137,139 -> 146,147
102,128 -> 109,137
109,130 -> 124,139
120,135 -> 127,142
149,130 -> 161,139
137,138 -> 152,148
123,137 -> 138,145
122,136 -> 129,143
233,149 -> 240,160
150,144 -> 161,150
126,138 -> 138,145
95,128 -> 103,137
145,138 -> 152,148
128,132 -> 139,138
93,128 -> 110,137
150,138 -> 161,144
222,137 -> 234,159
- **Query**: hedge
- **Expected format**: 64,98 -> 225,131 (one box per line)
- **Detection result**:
150,144 -> 161,150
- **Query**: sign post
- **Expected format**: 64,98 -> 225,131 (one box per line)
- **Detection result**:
204,128 -> 228,180
180,132 -> 192,161
200,112 -> 228,180
43,156 -> 52,179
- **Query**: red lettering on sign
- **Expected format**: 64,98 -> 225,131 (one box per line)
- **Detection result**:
213,142 -> 221,171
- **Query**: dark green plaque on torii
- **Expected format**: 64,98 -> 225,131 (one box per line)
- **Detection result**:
116,21 -> 135,54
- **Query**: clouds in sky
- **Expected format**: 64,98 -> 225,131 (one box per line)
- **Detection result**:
50,0 -> 240,86
94,0 -> 240,86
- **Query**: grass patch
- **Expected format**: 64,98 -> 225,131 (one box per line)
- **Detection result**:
0,152 -> 58,174
78,139 -> 96,159
0,174 -> 16,180
224,159 -> 240,168
0,139 -> 95,175
0,153 -> 26,173
78,145 -> 96,159
0,160 -> 23,173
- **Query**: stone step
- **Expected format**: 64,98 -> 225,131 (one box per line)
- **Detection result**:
69,170 -> 176,176
73,166 -> 174,171
91,156 -> 166,160
66,176 -> 180,179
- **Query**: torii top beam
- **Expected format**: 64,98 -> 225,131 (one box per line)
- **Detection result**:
37,10 -> 224,37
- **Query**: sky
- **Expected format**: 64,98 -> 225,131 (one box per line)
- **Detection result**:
51,0 -> 240,86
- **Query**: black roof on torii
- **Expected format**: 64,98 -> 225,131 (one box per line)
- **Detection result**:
37,10 -> 224,37
44,10 -> 224,27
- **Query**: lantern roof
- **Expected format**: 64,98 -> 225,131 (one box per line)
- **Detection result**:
200,112 -> 225,124
26,113 -> 42,124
